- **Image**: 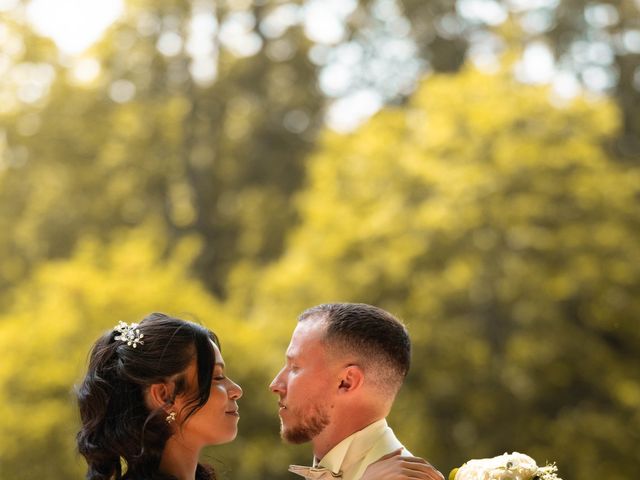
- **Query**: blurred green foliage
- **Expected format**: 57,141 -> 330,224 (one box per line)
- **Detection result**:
0,0 -> 323,297
1,0 -> 640,479
235,66 -> 640,479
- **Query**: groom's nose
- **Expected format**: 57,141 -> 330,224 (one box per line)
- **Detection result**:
269,368 -> 286,394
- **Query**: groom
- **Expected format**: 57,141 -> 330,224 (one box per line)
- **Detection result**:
270,303 -> 443,480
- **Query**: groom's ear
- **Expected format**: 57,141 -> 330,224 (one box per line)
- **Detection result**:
338,364 -> 364,394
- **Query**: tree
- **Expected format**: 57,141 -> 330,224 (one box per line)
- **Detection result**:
231,64 -> 640,479
0,0 -> 324,299
396,0 -> 640,157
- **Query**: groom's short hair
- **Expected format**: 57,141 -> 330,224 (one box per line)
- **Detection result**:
298,303 -> 411,393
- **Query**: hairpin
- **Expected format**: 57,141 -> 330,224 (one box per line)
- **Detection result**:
114,321 -> 145,348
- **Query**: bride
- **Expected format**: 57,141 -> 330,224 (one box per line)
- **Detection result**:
77,313 -> 439,480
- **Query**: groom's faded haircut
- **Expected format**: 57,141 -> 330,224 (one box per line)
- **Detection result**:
298,303 -> 411,393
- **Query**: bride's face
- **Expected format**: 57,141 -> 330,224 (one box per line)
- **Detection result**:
173,342 -> 243,448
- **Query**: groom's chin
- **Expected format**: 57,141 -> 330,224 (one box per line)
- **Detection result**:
281,426 -> 312,444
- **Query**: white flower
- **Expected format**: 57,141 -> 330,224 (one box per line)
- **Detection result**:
453,452 -> 561,480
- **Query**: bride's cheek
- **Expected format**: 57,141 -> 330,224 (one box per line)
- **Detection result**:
213,384 -> 227,397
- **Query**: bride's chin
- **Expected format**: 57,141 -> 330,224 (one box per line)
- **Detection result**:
214,430 -> 239,445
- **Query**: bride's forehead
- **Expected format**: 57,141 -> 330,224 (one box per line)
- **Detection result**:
210,340 -> 225,366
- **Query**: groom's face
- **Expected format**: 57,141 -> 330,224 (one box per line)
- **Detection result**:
269,317 -> 341,444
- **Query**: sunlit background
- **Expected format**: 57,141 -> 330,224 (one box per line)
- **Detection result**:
9,0 -> 630,130
1,0 -> 639,478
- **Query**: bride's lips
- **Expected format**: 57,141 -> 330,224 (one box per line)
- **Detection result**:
225,408 -> 240,417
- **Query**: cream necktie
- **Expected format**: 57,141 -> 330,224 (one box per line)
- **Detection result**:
288,464 -> 343,479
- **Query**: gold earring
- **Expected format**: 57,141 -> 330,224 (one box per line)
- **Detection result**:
166,411 -> 177,424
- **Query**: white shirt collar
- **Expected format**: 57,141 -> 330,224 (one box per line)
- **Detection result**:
315,419 -> 389,475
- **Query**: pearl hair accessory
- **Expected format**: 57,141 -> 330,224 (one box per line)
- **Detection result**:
166,411 -> 177,424
114,321 -> 145,348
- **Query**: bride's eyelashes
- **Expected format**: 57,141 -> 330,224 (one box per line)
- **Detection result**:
212,367 -> 226,382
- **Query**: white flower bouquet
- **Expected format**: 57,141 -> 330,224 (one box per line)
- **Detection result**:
449,452 -> 562,480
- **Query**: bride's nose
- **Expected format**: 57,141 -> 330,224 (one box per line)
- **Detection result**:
228,379 -> 242,399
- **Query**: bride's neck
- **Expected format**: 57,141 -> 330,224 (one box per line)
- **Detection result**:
160,435 -> 200,480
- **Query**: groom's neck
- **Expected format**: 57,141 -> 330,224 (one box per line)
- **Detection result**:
311,407 -> 386,460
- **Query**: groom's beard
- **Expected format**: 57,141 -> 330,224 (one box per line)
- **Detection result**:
281,403 -> 330,444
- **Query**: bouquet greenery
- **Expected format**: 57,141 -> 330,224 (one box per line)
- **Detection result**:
449,452 -> 562,480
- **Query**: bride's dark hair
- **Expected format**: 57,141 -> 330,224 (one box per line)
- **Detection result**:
77,312 -> 218,480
